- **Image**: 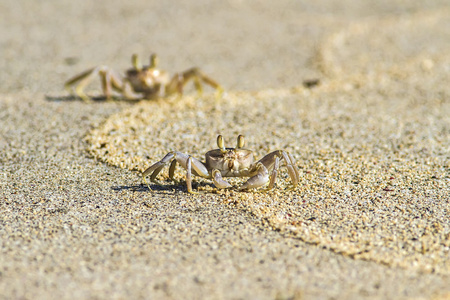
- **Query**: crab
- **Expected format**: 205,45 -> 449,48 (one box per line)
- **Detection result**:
142,135 -> 299,193
64,53 -> 223,102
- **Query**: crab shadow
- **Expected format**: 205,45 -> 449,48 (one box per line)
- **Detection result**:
111,183 -> 188,193
111,180 -> 214,193
45,94 -> 141,103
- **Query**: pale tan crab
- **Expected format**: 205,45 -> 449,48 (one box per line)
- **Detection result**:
142,135 -> 299,193
65,53 -> 223,102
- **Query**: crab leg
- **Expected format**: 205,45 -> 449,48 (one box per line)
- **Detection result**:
107,70 -> 126,98
256,150 -> 300,189
284,152 -> 300,186
65,66 -> 125,101
142,151 -> 209,192
186,157 -> 193,193
65,67 -> 98,102
142,152 -> 176,184
184,154 -> 211,193
166,68 -> 223,96
268,155 -> 280,189
168,159 -> 177,180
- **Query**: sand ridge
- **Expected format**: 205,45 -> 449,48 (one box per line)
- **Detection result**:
84,8 -> 450,275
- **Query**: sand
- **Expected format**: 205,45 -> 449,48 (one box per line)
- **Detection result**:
1,1 -> 449,299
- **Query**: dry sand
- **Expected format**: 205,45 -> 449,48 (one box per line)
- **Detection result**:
1,1 -> 449,299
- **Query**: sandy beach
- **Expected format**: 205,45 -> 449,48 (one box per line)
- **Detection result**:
1,1 -> 449,299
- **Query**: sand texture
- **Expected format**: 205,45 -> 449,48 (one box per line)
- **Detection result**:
1,1 -> 449,299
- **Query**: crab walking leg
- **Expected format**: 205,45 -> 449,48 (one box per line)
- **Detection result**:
186,68 -> 223,92
142,152 -> 176,185
142,152 -> 210,191
65,66 -> 112,102
282,151 -> 300,186
291,153 -> 300,182
258,150 -> 300,188
212,170 -> 232,189
65,67 -> 97,102
168,159 -> 177,181
257,150 -> 281,170
166,68 -> 223,96
100,69 -> 113,100
186,157 -> 193,193
185,155 -> 213,193
267,156 -> 280,190
238,163 -> 270,190
149,164 -> 166,182
185,155 -> 211,192
108,70 -> 127,96
100,69 -> 129,100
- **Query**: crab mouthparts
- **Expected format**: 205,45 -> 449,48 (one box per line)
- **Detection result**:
223,151 -> 238,170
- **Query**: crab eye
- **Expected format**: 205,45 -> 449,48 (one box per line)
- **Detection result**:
236,135 -> 245,148
217,135 -> 226,153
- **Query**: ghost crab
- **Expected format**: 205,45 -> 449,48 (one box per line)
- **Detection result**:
65,53 -> 223,102
142,135 -> 299,193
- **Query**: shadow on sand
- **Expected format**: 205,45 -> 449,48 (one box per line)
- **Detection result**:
111,183 -> 187,193
45,94 -> 141,103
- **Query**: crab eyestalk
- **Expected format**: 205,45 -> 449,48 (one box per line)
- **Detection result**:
150,54 -> 158,68
237,135 -> 245,149
217,135 -> 226,153
132,54 -> 142,71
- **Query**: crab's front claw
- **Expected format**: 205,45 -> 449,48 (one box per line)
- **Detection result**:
212,170 -> 232,189
238,173 -> 270,190
238,163 -> 269,190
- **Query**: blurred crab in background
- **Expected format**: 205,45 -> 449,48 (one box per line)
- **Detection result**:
65,53 -> 223,101
142,135 -> 299,193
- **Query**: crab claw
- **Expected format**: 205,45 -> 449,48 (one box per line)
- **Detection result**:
212,170 -> 232,189
238,163 -> 269,190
